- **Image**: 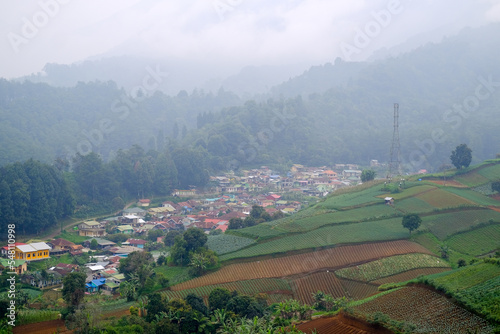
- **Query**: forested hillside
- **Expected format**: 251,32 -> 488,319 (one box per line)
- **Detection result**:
1,24 -> 500,171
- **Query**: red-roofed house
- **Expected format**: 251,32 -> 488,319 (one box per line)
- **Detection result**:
138,199 -> 151,207
215,224 -> 228,233
1,243 -> 26,258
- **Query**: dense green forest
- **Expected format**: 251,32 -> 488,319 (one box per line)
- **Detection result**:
0,160 -> 74,235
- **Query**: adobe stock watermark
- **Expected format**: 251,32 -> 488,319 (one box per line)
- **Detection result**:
226,105 -> 296,171
63,65 -> 168,161
6,224 -> 17,327
7,0 -> 71,54
408,75 -> 500,169
340,0 -> 405,61
213,0 -> 243,21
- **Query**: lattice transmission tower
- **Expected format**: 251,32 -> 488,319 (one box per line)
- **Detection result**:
388,103 -> 402,178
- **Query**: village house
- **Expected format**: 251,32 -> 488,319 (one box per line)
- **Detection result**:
14,242 -> 51,261
48,238 -> 77,256
137,199 -> 151,207
0,259 -> 27,274
83,238 -> 116,250
78,221 -> 106,238
125,239 -> 147,249
122,207 -> 147,217
172,189 -> 197,197
1,242 -> 26,258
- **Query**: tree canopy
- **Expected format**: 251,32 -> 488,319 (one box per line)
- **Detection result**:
450,144 -> 472,169
402,214 -> 422,235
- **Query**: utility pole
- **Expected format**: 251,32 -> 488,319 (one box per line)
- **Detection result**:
388,103 -> 402,178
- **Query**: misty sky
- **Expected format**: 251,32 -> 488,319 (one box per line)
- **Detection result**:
1,0 -> 500,79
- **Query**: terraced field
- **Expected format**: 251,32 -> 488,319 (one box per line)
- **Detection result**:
162,278 -> 292,304
444,187 -> 500,206
335,253 -> 449,282
422,209 -> 500,240
296,315 -> 374,334
316,184 -> 385,209
394,197 -> 435,214
372,267 -> 452,285
417,188 -> 474,208
221,217 -> 409,260
278,204 -> 399,232
354,286 -> 494,333
339,279 -> 379,300
206,234 -> 256,254
173,240 -> 432,290
445,223 -> 500,255
292,271 -> 345,304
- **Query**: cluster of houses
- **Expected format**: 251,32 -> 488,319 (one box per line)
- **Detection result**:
0,238 -> 136,294
209,164 -> 361,197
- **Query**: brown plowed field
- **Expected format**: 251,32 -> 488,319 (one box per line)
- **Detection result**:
354,286 -> 493,333
372,267 -> 452,285
172,240 -> 432,290
296,313 -> 392,334
339,279 -> 379,300
292,271 -> 346,304
13,319 -> 71,334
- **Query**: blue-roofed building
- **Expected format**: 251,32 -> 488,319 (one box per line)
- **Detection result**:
86,278 -> 106,293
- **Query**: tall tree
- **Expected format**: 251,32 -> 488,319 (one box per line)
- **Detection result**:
361,169 -> 376,182
62,272 -> 86,308
402,213 -> 422,235
450,144 -> 472,169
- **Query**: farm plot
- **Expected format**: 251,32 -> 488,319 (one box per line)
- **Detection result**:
446,224 -> 500,256
335,253 -> 449,282
417,188 -> 474,208
220,217 -> 409,261
317,184 -> 385,209
291,271 -> 346,304
476,163 -> 500,181
206,234 -> 256,255
455,171 -> 490,187
354,286 -> 494,333
444,187 -> 500,206
426,262 -> 500,291
459,275 -> 500,323
394,197 -> 435,214
173,240 -> 432,291
379,184 -> 436,200
162,278 -> 292,304
423,209 -> 500,240
372,267 -> 451,285
296,315 -> 372,334
281,204 -> 399,232
339,279 -> 379,300
235,223 -> 288,239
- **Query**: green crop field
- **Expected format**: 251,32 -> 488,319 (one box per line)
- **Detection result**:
417,188 -> 473,208
220,218 -> 409,261
381,184 -> 436,200
423,209 -> 500,240
206,234 -> 256,254
316,184 -> 385,209
335,253 -> 449,282
458,275 -> 500,323
476,163 -> 500,181
235,222 -> 288,239
455,171 -> 490,187
425,262 -> 500,291
446,224 -> 500,256
444,187 -> 500,206
394,197 -> 436,214
279,204 -> 400,232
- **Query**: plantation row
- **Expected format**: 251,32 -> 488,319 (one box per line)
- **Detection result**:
335,253 -> 450,282
296,315 -> 369,334
423,209 -> 500,240
445,223 -> 500,256
354,286 -> 494,333
220,217 -> 410,260
372,267 -> 451,285
172,240 -> 432,290
206,234 -> 256,255
291,272 -> 345,304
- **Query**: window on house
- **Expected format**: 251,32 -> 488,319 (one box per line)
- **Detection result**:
27,254 -> 30,258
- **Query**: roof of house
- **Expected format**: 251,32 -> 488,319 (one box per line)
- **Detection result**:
127,239 -> 147,245
123,207 -> 146,214
50,238 -> 75,247
86,238 -> 116,246
16,242 -> 51,253
116,225 -> 134,231
81,221 -> 101,227
138,199 -> 151,203
2,242 -> 27,250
